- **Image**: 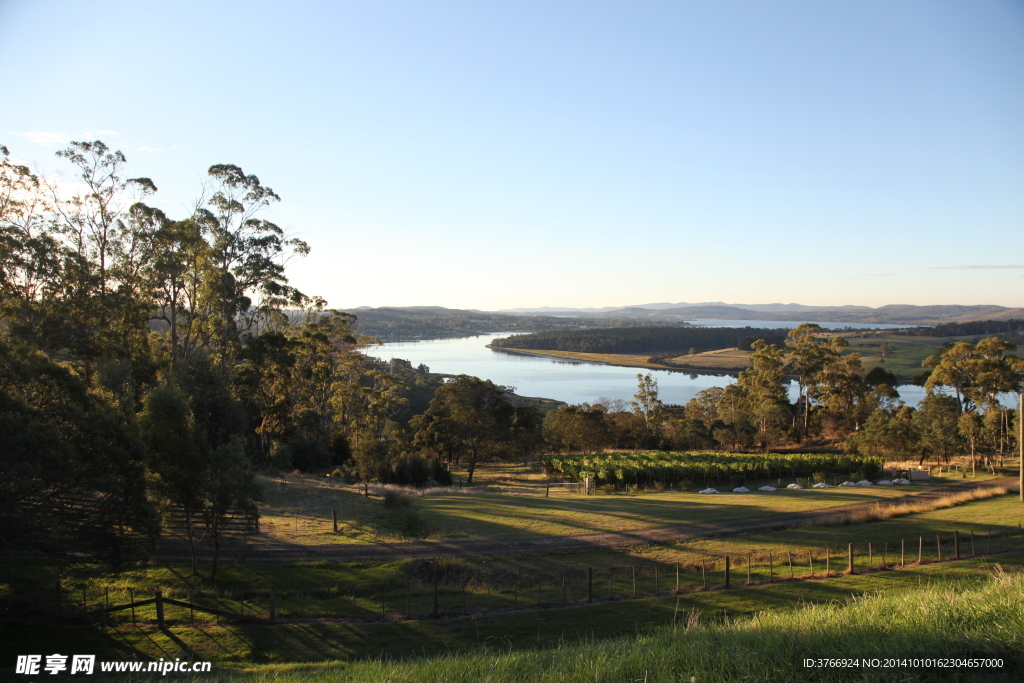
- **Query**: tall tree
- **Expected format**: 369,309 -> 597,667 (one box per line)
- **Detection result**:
415,376 -> 514,484
632,372 -> 664,444
51,141 -> 158,384
199,164 -> 309,373
785,323 -> 827,438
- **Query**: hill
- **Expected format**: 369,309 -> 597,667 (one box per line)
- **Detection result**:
497,303 -> 1022,325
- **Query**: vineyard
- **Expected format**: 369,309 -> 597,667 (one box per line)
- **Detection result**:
543,451 -> 885,487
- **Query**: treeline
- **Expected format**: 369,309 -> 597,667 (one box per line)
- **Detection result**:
491,326 -> 792,354
540,325 -> 1022,470
346,306 -> 655,341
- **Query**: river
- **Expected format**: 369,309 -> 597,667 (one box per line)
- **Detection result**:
371,332 -> 931,407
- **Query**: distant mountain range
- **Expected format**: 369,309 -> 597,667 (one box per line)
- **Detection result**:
493,303 -> 1024,325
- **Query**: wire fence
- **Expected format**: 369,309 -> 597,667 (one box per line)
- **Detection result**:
9,525 -> 1023,626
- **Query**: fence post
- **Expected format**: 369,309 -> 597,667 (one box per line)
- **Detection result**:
724,557 -> 731,588
825,551 -> 830,578
655,564 -> 659,595
632,566 -> 636,598
561,574 -> 566,605
918,537 -> 923,564
545,484 -> 549,498
768,554 -> 773,583
155,591 -> 165,629
868,543 -> 873,568
883,542 -> 887,567
788,552 -> 793,579
848,544 -> 854,575
808,551 -> 813,577
954,531 -> 960,560
971,531 -> 975,556
588,568 -> 593,603
675,563 -> 680,592
129,588 -> 135,625
332,508 -> 338,533
901,539 -> 905,567
936,535 -> 941,561
702,560 -> 707,589
746,554 -> 751,585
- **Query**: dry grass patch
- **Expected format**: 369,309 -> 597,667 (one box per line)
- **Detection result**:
815,485 -> 1012,527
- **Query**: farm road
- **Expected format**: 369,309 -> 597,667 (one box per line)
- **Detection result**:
153,477 -> 1018,565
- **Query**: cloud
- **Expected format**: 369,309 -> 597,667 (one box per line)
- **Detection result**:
925,265 -> 1024,271
12,130 -> 71,147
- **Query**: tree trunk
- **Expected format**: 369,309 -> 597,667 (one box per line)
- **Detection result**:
466,448 -> 478,485
185,509 -> 199,576
210,515 -> 221,582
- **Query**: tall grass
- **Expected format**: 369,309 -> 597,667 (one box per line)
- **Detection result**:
119,570 -> 1024,682
816,485 -> 1011,526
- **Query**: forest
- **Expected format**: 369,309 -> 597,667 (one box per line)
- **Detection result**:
491,326 -> 790,354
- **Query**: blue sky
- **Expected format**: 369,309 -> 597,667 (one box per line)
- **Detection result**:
2,0 -> 1022,310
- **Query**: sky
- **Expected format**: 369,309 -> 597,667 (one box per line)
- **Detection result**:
2,0 -> 1023,311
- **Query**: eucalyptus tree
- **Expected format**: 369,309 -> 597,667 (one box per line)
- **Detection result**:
811,337 -> 866,432
414,375 -> 515,484
198,164 -> 310,372
0,146 -> 66,350
923,342 -> 981,412
735,340 -> 791,450
785,323 -> 827,438
632,372 -> 664,443
542,403 -> 608,454
148,215 -> 212,367
50,141 -> 158,383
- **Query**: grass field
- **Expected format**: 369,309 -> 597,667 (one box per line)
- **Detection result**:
491,346 -> 671,370
7,464 -> 1021,680
845,334 -> 977,378
159,568 -> 1024,682
249,464 -> 1008,544
664,347 -> 752,371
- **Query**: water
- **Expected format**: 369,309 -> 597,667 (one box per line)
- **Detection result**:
372,333 -> 931,407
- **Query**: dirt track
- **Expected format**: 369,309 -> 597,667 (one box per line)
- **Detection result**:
152,477 -> 1018,565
